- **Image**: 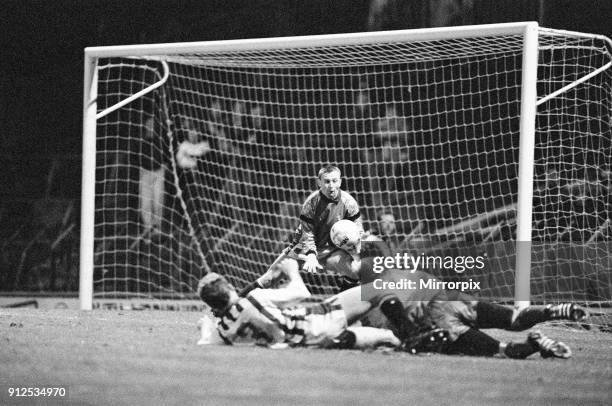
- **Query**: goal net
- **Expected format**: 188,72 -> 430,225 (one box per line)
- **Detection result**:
84,23 -> 612,326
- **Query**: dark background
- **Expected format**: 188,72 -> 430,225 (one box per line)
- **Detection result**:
1,0 -> 610,165
0,0 -> 610,292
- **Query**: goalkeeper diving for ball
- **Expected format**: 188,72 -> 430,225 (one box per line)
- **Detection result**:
349,262 -> 589,359
239,164 -> 364,298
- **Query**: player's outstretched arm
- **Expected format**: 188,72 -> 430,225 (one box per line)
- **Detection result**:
300,225 -> 323,273
299,196 -> 323,273
256,266 -> 311,307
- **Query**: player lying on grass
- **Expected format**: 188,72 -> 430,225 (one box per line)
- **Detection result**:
196,272 -> 403,350
239,165 -> 364,297
346,263 -> 589,359
197,266 -> 585,358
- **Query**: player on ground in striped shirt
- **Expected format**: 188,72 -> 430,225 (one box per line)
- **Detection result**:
197,272 -> 400,350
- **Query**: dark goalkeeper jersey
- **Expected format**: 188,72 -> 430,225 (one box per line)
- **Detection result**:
360,270 -> 447,330
298,190 -> 361,255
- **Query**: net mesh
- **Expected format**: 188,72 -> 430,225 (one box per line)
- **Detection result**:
92,29 -> 611,325
531,33 -> 611,319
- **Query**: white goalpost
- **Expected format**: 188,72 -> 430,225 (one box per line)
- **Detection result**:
80,22 -> 612,327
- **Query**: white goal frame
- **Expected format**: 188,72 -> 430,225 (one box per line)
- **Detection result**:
80,21 -> 610,311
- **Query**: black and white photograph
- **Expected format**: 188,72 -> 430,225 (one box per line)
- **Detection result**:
1,1 -> 611,405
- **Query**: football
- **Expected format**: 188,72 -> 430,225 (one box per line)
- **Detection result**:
330,219 -> 361,250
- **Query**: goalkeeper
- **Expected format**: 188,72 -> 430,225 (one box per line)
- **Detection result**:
240,164 -> 364,297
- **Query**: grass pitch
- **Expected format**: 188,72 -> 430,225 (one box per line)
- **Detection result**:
0,309 -> 610,406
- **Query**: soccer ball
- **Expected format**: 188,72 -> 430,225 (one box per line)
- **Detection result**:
330,220 -> 361,251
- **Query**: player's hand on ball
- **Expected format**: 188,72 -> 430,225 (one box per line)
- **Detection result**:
303,253 -> 323,273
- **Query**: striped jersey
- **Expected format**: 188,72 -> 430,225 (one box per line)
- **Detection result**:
216,289 -> 286,345
298,190 -> 361,255
216,289 -> 346,347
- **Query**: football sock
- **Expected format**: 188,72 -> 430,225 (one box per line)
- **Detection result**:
510,306 -> 550,330
502,341 -> 539,359
474,301 -> 514,329
380,296 -> 414,339
476,302 -> 573,331
447,328 -> 500,356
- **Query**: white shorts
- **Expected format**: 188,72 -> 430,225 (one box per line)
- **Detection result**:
282,300 -> 347,347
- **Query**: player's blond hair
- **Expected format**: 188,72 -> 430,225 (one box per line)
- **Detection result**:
197,273 -> 233,314
318,164 -> 341,179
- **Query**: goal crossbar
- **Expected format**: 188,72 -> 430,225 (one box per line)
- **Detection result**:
84,22 -> 535,58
